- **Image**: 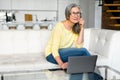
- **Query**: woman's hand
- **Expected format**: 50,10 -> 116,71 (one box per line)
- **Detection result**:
55,56 -> 68,69
79,18 -> 85,29
60,62 -> 68,69
77,18 -> 84,44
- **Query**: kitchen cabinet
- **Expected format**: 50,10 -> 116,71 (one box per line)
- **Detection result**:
0,0 -> 11,10
0,0 -> 57,11
12,0 -> 34,10
12,0 -> 57,10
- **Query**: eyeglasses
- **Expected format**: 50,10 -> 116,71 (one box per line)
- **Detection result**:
70,12 -> 81,16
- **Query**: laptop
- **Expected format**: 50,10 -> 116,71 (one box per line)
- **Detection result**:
67,55 -> 98,74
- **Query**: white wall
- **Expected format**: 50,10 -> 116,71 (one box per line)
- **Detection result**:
78,0 -> 102,28
95,1 -> 102,29
79,0 -> 90,28
88,0 -> 95,28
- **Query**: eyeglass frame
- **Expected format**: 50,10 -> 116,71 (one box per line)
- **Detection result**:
70,11 -> 82,18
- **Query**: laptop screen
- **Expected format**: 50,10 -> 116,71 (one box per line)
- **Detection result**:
67,55 -> 98,74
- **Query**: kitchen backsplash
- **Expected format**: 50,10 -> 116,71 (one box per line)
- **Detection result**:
0,10 -> 57,22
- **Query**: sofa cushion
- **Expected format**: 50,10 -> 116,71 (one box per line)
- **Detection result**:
0,53 -> 60,72
90,51 -> 109,66
0,30 -> 51,55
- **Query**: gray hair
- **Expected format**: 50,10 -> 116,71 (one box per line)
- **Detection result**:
65,3 -> 81,19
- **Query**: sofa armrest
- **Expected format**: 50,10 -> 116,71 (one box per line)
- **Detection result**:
108,32 -> 120,71
84,28 -> 91,49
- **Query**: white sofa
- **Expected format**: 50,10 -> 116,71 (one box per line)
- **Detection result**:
0,28 -> 120,73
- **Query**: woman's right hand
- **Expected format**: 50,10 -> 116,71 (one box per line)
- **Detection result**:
60,62 -> 68,69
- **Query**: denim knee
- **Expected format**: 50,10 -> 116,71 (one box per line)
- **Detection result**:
79,48 -> 91,56
46,54 -> 58,64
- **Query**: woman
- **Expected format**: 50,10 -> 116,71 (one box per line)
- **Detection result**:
45,3 -> 103,80
45,3 -> 90,69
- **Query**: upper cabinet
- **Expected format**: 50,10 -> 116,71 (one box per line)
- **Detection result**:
10,0 -> 57,10
12,0 -> 34,10
33,0 -> 57,10
0,0 -> 11,10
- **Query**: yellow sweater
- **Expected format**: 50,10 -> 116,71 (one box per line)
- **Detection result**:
45,22 -> 83,58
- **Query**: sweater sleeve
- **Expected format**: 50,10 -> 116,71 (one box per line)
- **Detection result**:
74,34 -> 84,48
51,25 -> 62,58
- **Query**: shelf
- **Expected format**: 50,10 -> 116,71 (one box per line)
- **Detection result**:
102,0 -> 120,30
110,17 -> 120,19
109,24 -> 120,27
106,10 -> 120,12
104,4 -> 120,6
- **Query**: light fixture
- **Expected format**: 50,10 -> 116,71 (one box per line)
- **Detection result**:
98,0 -> 104,6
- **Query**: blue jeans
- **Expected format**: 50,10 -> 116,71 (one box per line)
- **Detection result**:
46,48 -> 91,64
